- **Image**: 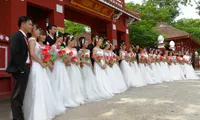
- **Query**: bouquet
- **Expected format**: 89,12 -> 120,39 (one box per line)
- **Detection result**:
109,57 -> 115,66
131,55 -> 136,62
114,56 -> 121,62
183,58 -> 191,64
58,49 -> 66,58
154,56 -> 158,62
105,55 -> 109,61
40,44 -> 51,64
150,56 -> 154,62
71,56 -> 77,62
124,54 -> 131,61
178,57 -> 184,64
93,53 -> 104,64
81,50 -> 90,62
81,54 -> 90,62
158,56 -> 163,62
139,55 -> 146,63
167,56 -> 173,65
50,55 -> 56,62
66,51 -> 77,62
67,51 -> 73,58
144,57 -> 149,64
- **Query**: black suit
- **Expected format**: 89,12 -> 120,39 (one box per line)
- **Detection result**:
6,31 -> 30,120
43,35 -> 55,46
114,48 -> 120,56
135,50 -> 139,64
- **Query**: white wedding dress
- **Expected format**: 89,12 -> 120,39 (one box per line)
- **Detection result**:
79,49 -> 107,102
66,49 -> 85,105
142,53 -> 156,84
120,50 -> 135,87
93,47 -> 114,97
183,55 -> 199,79
150,54 -> 162,83
170,56 -> 181,80
129,53 -> 146,87
111,52 -> 127,92
23,38 -> 65,120
50,45 -> 79,108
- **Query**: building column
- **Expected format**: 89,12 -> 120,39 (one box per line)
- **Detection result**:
49,2 -> 65,32
107,22 -> 117,46
121,27 -> 130,48
1,0 -> 27,35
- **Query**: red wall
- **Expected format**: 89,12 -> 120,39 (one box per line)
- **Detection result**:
0,0 -> 131,99
0,34 -> 12,99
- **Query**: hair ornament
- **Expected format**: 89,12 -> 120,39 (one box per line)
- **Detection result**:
56,31 -> 58,37
69,35 -> 74,41
82,38 -> 85,44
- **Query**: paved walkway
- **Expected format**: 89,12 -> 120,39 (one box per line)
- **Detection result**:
1,71 -> 200,120
54,80 -> 200,120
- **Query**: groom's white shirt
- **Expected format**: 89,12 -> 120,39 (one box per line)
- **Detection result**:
19,30 -> 30,64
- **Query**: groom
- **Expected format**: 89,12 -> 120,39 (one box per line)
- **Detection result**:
6,16 -> 33,120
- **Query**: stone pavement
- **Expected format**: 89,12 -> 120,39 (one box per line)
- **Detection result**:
1,76 -> 200,120
54,80 -> 200,120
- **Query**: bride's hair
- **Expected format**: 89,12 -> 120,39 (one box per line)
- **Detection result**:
66,35 -> 74,46
27,24 -> 40,38
79,37 -> 86,48
94,37 -> 103,47
37,29 -> 46,42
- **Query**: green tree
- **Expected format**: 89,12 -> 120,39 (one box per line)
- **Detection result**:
126,2 -> 172,47
172,19 -> 200,42
64,20 -> 86,36
126,0 -> 190,47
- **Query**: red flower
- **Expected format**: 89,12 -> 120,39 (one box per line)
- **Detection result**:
41,49 -> 48,54
40,45 -> 51,63
45,45 -> 51,50
56,42 -> 61,49
68,51 -> 73,56
71,56 -> 77,61
43,53 -> 50,62
109,58 -> 114,62
106,55 -> 109,60
81,54 -> 85,58
158,56 -> 163,61
97,55 -> 103,60
58,50 -> 64,55
85,54 -> 89,57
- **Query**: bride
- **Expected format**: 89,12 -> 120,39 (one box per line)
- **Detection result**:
50,32 -> 79,107
64,35 -> 85,105
79,37 -> 108,101
23,25 -> 65,120
93,37 -> 114,97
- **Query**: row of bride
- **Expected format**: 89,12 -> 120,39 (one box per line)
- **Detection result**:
23,25 -> 198,120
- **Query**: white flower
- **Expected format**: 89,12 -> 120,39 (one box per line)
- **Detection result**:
5,36 -> 9,41
0,35 -> 3,40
